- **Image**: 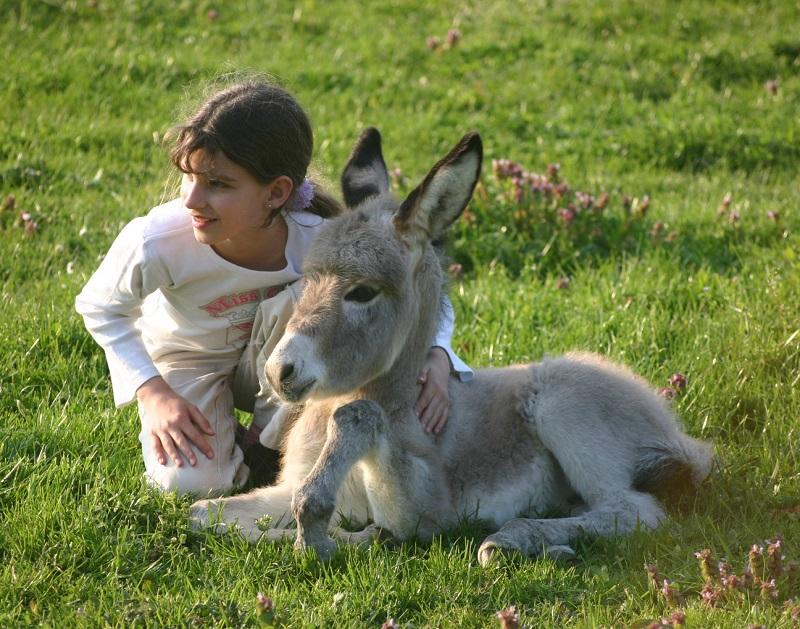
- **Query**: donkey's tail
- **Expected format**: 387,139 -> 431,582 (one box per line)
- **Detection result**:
632,435 -> 713,496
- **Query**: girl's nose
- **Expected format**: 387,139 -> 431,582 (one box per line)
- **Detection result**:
182,179 -> 207,209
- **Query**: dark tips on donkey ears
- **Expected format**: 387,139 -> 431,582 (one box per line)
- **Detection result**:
341,127 -> 390,209
393,130 -> 483,240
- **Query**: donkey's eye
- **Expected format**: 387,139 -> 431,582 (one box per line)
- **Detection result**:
344,285 -> 379,303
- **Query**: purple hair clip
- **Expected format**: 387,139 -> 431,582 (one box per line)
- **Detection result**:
287,178 -> 315,212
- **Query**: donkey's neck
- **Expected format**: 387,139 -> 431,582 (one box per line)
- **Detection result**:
361,254 -> 443,414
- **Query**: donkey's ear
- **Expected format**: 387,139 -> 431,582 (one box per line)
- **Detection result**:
394,132 -> 482,242
341,127 -> 390,208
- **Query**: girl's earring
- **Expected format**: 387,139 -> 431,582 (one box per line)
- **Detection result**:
264,202 -> 275,228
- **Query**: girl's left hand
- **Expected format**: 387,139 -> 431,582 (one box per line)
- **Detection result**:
415,347 -> 452,435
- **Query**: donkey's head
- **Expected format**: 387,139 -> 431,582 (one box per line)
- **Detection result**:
265,128 -> 482,403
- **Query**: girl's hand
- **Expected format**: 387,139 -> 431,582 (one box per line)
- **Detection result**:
136,376 -> 216,467
415,347 -> 451,435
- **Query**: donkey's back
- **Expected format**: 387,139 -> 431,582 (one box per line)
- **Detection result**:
441,354 -> 711,534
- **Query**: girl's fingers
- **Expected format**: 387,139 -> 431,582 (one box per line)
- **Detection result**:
190,406 -> 216,436
159,432 -> 184,467
151,434 -> 168,466
183,423 -> 214,460
431,404 -> 449,434
415,378 -> 438,417
421,397 -> 445,433
170,430 -> 197,467
417,367 -> 429,385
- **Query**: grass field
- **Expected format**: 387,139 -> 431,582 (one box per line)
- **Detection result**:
2,0 -> 799,626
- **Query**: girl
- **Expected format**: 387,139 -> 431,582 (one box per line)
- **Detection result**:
76,79 -> 472,497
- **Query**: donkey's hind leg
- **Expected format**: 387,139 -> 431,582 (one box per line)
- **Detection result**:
478,489 -> 663,566
291,400 -> 383,560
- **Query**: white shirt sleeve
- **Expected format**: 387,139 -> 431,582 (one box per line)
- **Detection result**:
432,296 -> 474,382
75,218 -> 168,406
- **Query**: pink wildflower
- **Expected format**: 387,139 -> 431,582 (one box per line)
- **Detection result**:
669,610 -> 687,626
760,578 -> 778,599
661,578 -> 682,606
645,563 -> 662,585
767,210 -> 780,222
448,263 -> 463,277
694,548 -> 715,582
669,373 -> 687,391
576,191 -> 593,209
445,28 -> 461,47
729,210 -> 740,223
207,8 -> 219,20
765,79 -> 779,95
650,221 -> 665,238
659,387 -> 675,399
546,162 -> 560,180
766,537 -> 784,577
256,593 -> 276,627
495,606 -> 520,629
492,159 -> 523,180
390,167 -> 406,187
426,36 -> 440,50
558,208 -> 576,224
555,277 -> 570,290
700,582 -> 723,607
749,544 -> 765,577
381,619 -> 400,629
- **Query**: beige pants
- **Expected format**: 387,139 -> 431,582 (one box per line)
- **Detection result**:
138,284 -> 298,497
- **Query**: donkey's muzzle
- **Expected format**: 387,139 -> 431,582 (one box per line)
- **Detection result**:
265,332 -> 322,402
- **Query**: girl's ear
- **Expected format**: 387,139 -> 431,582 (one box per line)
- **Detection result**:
393,132 -> 482,243
341,128 -> 390,208
267,175 -> 295,209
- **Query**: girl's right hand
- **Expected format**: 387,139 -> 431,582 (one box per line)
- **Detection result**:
136,376 -> 216,467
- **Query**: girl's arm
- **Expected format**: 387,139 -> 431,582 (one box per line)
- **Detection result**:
75,218 -> 215,466
415,297 -> 473,434
75,218 -> 163,405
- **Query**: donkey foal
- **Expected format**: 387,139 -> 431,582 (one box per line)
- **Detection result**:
191,129 -> 712,566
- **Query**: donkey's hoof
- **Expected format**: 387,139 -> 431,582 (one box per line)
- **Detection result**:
190,499 -> 234,535
295,535 -> 337,562
543,544 -> 577,563
478,537 -> 522,567
478,541 -> 502,567
189,499 -> 214,530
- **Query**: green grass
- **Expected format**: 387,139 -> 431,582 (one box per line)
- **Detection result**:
2,0 -> 799,626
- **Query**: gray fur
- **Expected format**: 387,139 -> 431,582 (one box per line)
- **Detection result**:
191,131 -> 712,565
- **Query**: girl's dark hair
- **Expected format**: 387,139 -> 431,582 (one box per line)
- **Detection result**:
168,79 -> 340,220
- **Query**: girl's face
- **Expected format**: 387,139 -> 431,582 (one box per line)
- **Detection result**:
180,149 -> 278,249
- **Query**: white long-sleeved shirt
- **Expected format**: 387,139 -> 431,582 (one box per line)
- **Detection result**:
76,199 -> 472,407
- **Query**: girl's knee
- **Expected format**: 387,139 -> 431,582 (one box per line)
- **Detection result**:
144,457 -> 248,497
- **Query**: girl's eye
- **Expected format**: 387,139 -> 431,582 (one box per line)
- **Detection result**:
344,285 -> 379,303
209,179 -> 228,189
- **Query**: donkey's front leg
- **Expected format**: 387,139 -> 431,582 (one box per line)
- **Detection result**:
292,399 -> 382,560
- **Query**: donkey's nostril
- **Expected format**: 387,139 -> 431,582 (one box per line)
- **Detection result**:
279,363 -> 295,382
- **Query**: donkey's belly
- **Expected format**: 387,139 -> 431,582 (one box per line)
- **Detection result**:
358,450 -> 453,539
455,449 -> 569,528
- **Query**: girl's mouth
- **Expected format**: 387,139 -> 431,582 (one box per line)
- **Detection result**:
191,215 -> 217,229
